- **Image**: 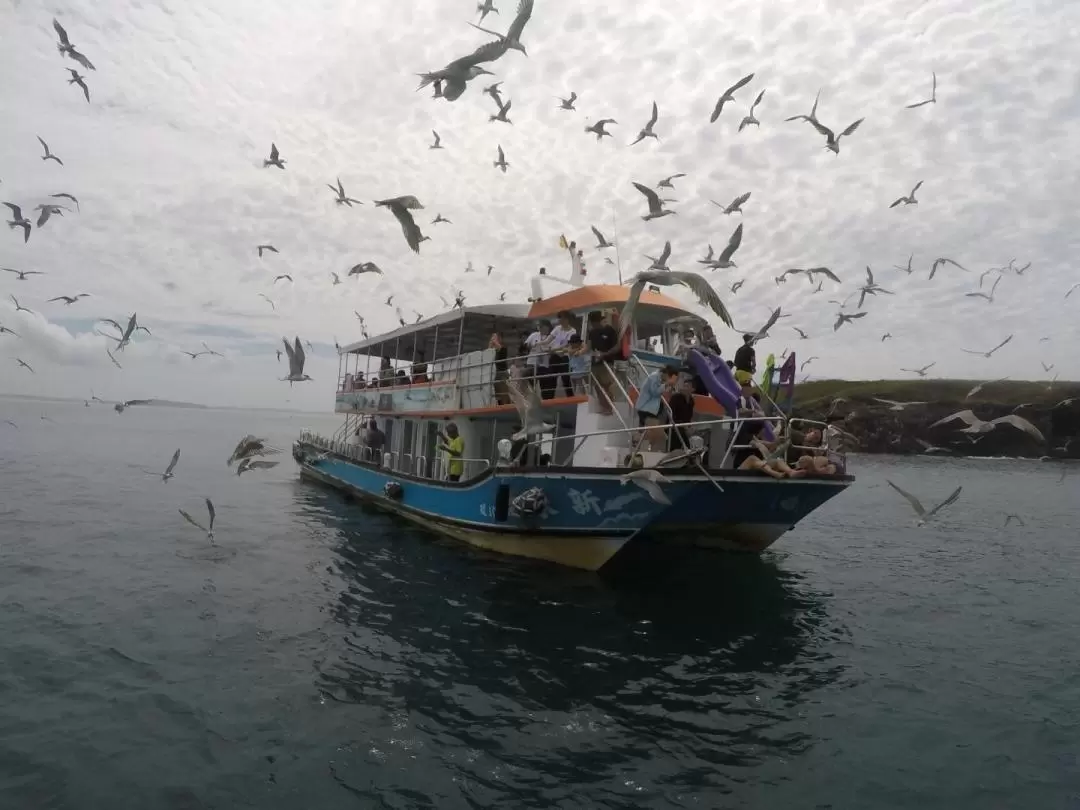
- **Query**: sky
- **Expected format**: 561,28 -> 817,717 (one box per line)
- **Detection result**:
1,0 -> 1078,412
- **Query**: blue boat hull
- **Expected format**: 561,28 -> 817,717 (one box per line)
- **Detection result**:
295,442 -> 851,570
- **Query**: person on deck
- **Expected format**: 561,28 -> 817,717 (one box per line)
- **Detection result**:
700,325 -> 722,355
438,423 -> 465,482
736,379 -> 763,417
635,365 -> 679,451
586,310 -> 622,414
731,420 -> 804,479
490,331 -> 510,404
566,334 -> 590,394
733,334 -> 756,385
525,320 -> 556,398
548,310 -> 578,397
364,419 -> 386,460
668,376 -> 696,450
411,351 -> 428,384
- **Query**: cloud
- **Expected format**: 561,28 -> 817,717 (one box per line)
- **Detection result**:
2,0 -> 1078,410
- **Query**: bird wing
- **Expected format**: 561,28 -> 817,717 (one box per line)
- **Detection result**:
991,415 -> 1045,443
641,271 -> 732,328
70,49 -> 95,71
750,88 -> 765,109
165,449 -> 181,475
810,267 -> 840,283
389,204 -> 423,253
497,145 -> 505,162
910,180 -> 924,196
432,130 -> 440,146
658,240 -> 672,264
443,38 -> 509,74
507,377 -> 530,423
886,480 -> 926,517
48,297 -> 70,303
122,313 -> 138,340
632,181 -> 663,214
866,266 -> 874,286
37,136 -> 50,156
725,73 -> 754,97
930,410 -> 979,429
636,477 -> 672,505
293,337 -> 306,374
990,334 -> 1013,353
926,486 -> 962,518
3,202 -> 22,219
506,0 -> 535,41
205,498 -> 216,532
281,336 -> 296,371
53,18 -> 71,46
179,509 -> 207,533
808,118 -> 835,140
731,191 -> 751,209
591,225 -> 605,245
717,223 -> 743,263
269,143 -> 279,161
840,118 -> 864,137
647,100 -> 659,128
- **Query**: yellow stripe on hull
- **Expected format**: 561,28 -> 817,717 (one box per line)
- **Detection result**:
300,467 -> 629,572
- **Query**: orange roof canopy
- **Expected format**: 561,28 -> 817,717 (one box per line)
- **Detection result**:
526,284 -> 692,320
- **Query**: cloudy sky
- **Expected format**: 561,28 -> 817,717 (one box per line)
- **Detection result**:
1,0 -> 1078,411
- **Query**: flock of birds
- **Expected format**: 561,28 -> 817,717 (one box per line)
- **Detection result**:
2,3 -> 1077,533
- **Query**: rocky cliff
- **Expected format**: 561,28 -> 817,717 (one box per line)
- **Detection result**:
790,379 -> 1080,459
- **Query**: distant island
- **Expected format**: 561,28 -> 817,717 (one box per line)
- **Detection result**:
792,379 -> 1079,459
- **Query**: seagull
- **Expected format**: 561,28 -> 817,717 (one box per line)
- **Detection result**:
432,213 -> 452,225
620,468 -> 672,504
227,435 -> 282,466
150,449 -> 181,482
374,195 -> 425,252
801,357 -> 819,371
200,342 -> 223,358
630,101 -> 661,145
180,350 -> 207,359
1004,514 -> 1025,527
775,267 -> 841,286
236,458 -> 280,476
834,311 -> 867,331
281,336 -> 312,385
468,0 -> 535,56
929,257 -> 967,279
66,69 -> 90,103
710,72 -> 755,122
881,333 -> 892,341
273,274 -> 293,284
489,98 -> 513,124
558,91 -> 577,110
427,131 -> 445,153
1009,260 -> 1032,276
889,180 -> 923,208
348,262 -> 383,276
705,223 -> 742,269
618,271 -> 733,343
792,326 -> 809,340
931,409 -> 1045,444
965,274 -> 1002,303
482,81 -> 505,107
16,358 -> 34,373
856,266 -> 893,307
631,181 -> 676,221
965,377 -> 1008,399
978,266 -> 1003,288
961,334 -> 1013,358
50,192 -> 79,211
901,362 -> 936,377
179,498 -> 216,543
4,203 -> 32,242
733,307 -> 782,344
330,272 -> 342,285
395,307 -> 406,327
656,173 -> 686,190
4,268 -> 43,281
591,226 -> 614,249
874,398 -> 928,411
48,294 -> 91,305
114,399 -> 153,413
508,379 -> 555,440
35,204 -> 67,227
893,253 -> 914,274
52,19 -> 95,70
1042,361 -> 1055,373
905,72 -> 937,109
258,293 -> 275,310
644,240 -> 672,271
494,145 -> 509,173
584,119 -> 617,140
263,143 -> 285,169
710,192 -> 751,215
386,295 -> 395,306
887,480 -> 961,526
915,439 -> 951,455
10,295 -> 33,314
808,115 -> 865,154
477,0 -> 499,23
327,177 -> 361,206
738,89 -> 765,131
257,245 -> 278,258
0,323 -> 19,337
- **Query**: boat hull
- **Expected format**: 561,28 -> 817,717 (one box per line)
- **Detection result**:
294,442 -> 851,571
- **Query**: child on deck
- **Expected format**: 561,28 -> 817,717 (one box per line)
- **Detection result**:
566,334 -> 590,394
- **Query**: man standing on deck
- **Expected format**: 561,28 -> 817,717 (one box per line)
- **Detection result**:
438,422 -> 465,482
733,333 -> 756,385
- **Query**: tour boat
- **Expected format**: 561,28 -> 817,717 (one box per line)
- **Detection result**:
293,268 -> 853,571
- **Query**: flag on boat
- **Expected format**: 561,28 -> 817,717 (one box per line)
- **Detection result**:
558,234 -> 569,250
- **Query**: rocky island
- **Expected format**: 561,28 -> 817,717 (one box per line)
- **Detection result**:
791,379 -> 1080,459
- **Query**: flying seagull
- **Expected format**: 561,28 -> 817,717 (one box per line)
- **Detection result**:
257,244 -> 278,258
330,272 -> 342,285
149,449 -> 181,482
929,257 -> 967,279
468,0 -> 535,56
50,192 -> 79,211
48,294 -> 90,305
0,323 -> 20,337
3,203 -> 32,242
494,145 -> 509,173
200,342 -> 223,358
52,19 -> 95,70
961,334 -> 1013,358
809,115 -> 864,154
644,240 -> 672,271
507,379 -> 555,440
1066,283 -> 1080,299
16,358 -> 34,373
965,274 -> 1002,303
227,435 -> 282,466
432,213 -> 451,225
801,357 -> 820,372
620,468 -> 672,505
733,307 -> 782,345
236,458 -> 280,476
66,69 -> 90,103
327,178 -> 361,206
584,119 -> 617,140
905,72 -> 937,109
887,480 -> 961,526
894,253 -> 914,274
558,91 -> 577,110
263,143 -> 285,169
179,498 -> 216,543
881,333 -> 892,341
656,173 -> 686,190
630,101 -> 661,145
631,181 -> 676,221
738,89 -> 766,131
591,225 -> 614,249
483,81 -> 505,108
873,398 -> 928,411
710,72 -> 755,122
889,180 -> 923,208
711,191 -> 751,215
348,262 -> 383,276
705,223 -> 743,269
10,295 -> 33,314
965,377 -> 1008,399
618,270 -> 734,343
477,0 -> 499,23
930,409 -> 1045,444
374,195 -> 425,252
489,98 -> 513,124
775,267 -> 841,286
793,326 -> 809,339
856,266 -> 893,307
114,399 -> 153,413
273,274 -> 293,284
834,311 -> 867,331
35,204 -> 67,228
281,336 -> 312,385
4,268 -> 43,280
901,362 -> 936,378
258,293 -> 275,310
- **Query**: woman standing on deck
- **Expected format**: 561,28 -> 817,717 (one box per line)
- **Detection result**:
548,310 -> 578,398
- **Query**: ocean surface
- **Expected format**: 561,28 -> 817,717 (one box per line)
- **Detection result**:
1,395 -> 1078,809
